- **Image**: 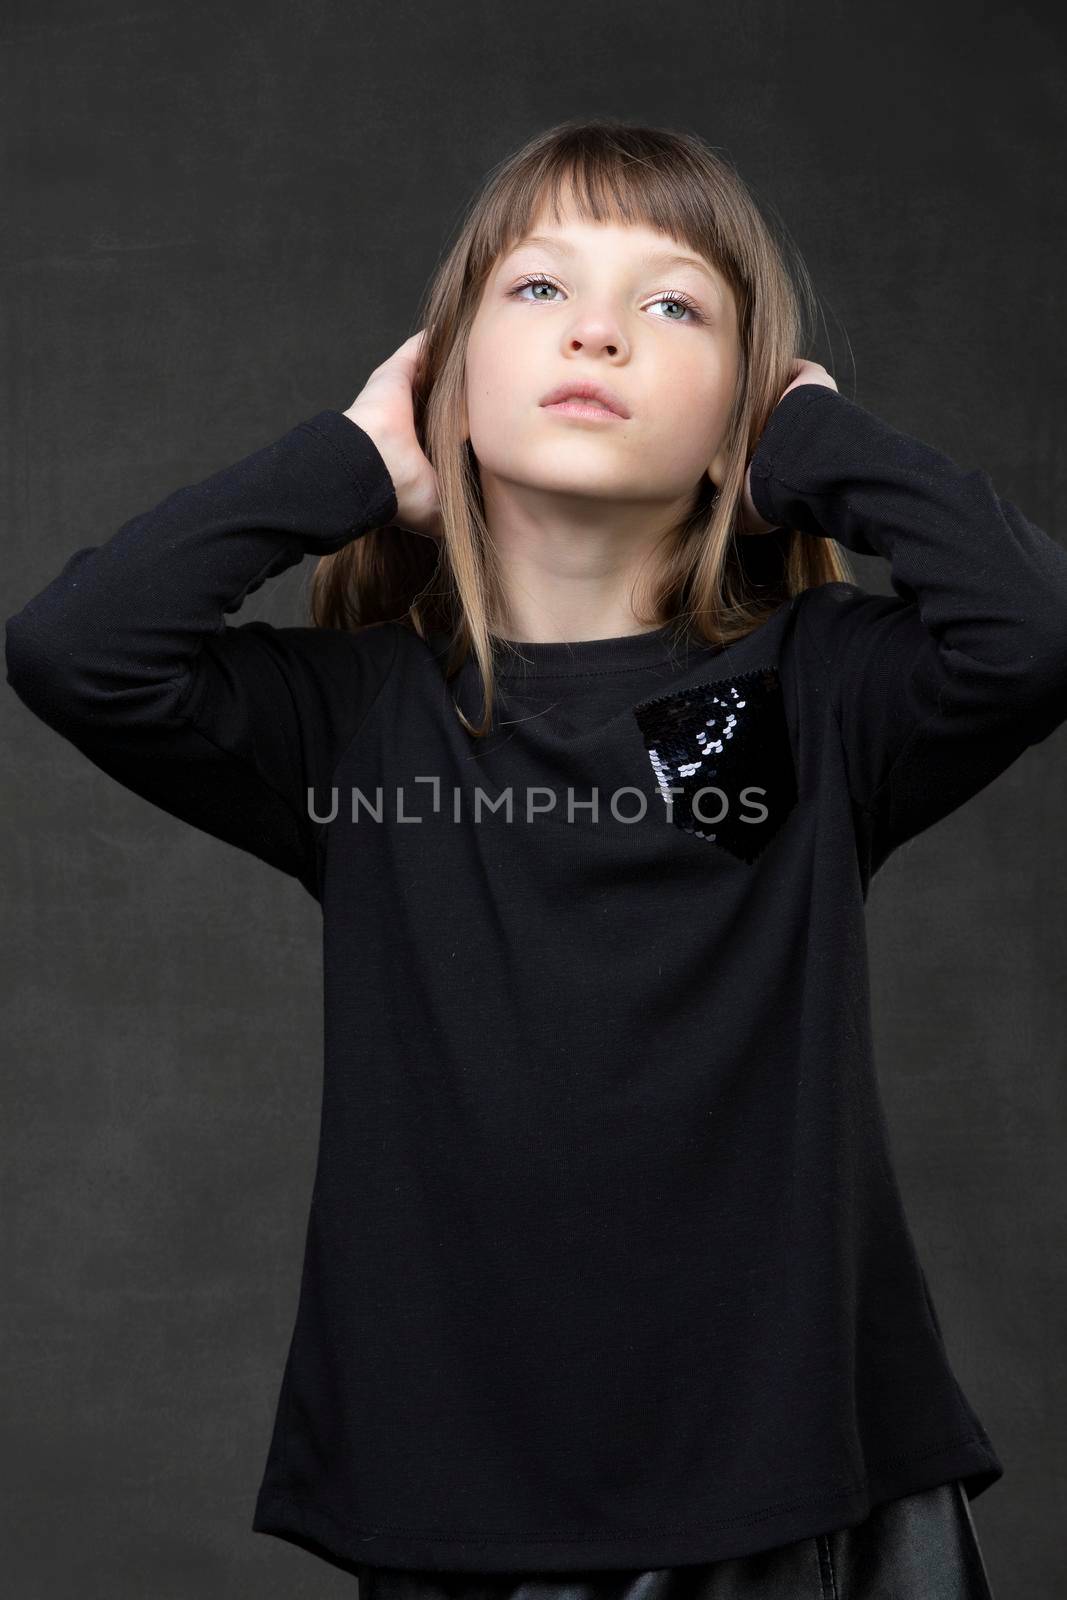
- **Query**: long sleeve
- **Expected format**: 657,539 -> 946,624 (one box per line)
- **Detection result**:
748,383 -> 1067,873
5,410 -> 400,901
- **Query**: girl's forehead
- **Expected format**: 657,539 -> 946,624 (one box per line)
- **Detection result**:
510,205 -> 691,250
526,187 -> 693,238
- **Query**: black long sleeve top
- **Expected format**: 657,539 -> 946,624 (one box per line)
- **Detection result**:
7,384 -> 1067,1578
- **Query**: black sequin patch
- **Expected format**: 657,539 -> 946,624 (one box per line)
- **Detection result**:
632,665 -> 797,862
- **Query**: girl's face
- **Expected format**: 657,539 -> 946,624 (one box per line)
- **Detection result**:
462,199 -> 740,510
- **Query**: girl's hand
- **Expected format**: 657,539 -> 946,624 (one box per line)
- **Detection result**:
739,358 -> 838,535
344,330 -> 444,541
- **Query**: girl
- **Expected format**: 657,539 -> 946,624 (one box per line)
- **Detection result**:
9,117 -> 1065,1598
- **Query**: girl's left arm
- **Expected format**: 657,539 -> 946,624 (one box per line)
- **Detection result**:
747,383 -> 1067,871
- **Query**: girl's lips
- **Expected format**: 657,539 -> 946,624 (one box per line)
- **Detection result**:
542,400 -> 626,421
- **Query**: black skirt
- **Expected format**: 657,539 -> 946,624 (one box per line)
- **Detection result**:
356,1480 -> 995,1600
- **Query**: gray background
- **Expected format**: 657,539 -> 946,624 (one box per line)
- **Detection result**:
4,0 -> 1065,1593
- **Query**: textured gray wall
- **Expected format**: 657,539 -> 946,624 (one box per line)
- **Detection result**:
4,0 -> 1065,1593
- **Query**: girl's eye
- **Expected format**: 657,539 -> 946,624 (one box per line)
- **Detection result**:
508,273 -> 706,325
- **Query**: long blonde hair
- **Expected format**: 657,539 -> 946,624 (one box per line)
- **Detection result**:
309,116 -> 854,736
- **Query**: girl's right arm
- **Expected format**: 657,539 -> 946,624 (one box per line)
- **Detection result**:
5,409 -> 399,901
6,335 -> 439,903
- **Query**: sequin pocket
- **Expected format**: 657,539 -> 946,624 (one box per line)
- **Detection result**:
632,665 -> 797,862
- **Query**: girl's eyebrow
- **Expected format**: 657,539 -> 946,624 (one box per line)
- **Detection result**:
500,233 -> 723,291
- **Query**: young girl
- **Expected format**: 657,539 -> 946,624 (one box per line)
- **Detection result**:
8,117 -> 1064,1599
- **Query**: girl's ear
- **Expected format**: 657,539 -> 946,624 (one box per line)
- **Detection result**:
706,445 -> 728,491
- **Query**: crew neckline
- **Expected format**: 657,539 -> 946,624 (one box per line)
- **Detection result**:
488,619 -> 705,677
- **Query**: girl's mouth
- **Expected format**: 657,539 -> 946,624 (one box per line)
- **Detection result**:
541,400 -> 625,421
